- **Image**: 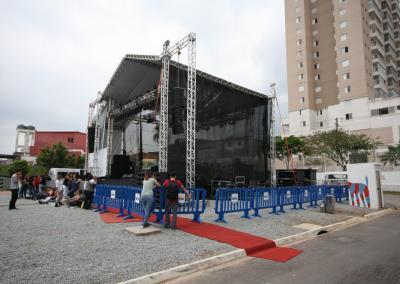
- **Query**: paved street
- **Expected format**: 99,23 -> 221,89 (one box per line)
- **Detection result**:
171,211 -> 400,284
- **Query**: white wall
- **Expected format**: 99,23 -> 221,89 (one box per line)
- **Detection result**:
381,171 -> 400,192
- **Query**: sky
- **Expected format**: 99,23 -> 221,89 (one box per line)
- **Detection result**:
0,0 -> 288,154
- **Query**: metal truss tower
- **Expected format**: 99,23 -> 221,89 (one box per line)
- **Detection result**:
269,84 -> 277,187
106,99 -> 115,176
159,33 -> 197,188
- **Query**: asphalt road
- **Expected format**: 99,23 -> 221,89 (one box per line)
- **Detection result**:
171,211 -> 400,284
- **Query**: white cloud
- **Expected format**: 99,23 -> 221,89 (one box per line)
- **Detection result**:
0,0 -> 287,154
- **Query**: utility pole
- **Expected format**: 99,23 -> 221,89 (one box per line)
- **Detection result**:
335,117 -> 339,130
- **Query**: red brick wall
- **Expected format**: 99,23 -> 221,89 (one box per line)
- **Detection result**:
29,131 -> 87,156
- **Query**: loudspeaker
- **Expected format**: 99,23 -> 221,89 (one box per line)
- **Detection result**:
111,155 -> 131,178
88,127 -> 95,153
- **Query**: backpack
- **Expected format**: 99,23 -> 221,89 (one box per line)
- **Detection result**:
166,180 -> 179,200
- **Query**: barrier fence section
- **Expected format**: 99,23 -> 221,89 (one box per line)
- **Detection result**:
214,185 -> 349,221
214,188 -> 253,223
95,184 -> 207,223
277,187 -> 299,213
252,187 -> 279,216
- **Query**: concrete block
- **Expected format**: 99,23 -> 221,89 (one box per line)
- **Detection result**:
125,226 -> 161,236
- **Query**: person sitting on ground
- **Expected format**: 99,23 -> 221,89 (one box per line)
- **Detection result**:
68,174 -> 80,197
38,188 -> 57,204
162,173 -> 191,230
140,171 -> 161,228
68,189 -> 83,207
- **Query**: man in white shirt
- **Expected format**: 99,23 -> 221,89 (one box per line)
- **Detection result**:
55,175 -> 63,207
9,169 -> 22,210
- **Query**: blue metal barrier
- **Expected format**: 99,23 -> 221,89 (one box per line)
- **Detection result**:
277,187 -> 298,213
214,188 -> 253,223
95,184 -> 207,224
252,187 -> 279,216
298,186 -> 314,209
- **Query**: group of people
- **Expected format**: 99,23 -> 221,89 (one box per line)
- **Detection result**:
141,171 -> 191,230
9,168 -> 190,230
9,169 -> 97,210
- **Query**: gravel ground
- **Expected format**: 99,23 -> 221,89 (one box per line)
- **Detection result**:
0,192 -> 381,284
0,200 -> 232,284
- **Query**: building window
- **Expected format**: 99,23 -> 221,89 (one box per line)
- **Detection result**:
311,0 -> 316,3
296,28 -> 301,35
343,73 -> 350,80
312,18 -> 318,25
341,46 -> 349,53
301,121 -> 306,127
316,98 -> 322,104
320,122 -> 323,127
314,63 -> 320,69
342,60 -> 350,67
339,9 -> 346,16
340,34 -> 347,41
297,50 -> 302,57
313,40 -> 319,47
296,17 -> 301,24
298,62 -> 303,68
298,73 -> 304,80
345,113 -> 352,120
298,85 -> 305,92
299,110 -> 302,115
312,30 -> 319,36
339,0 -> 346,3
315,74 -> 320,80
344,86 -> 351,93
297,39 -> 302,45
371,107 -> 395,116
312,8 -> 317,14
313,51 -> 320,58
315,86 -> 321,93
67,137 -> 74,143
397,105 -> 400,110
340,21 -> 347,29
295,6 -> 300,13
300,97 -> 305,103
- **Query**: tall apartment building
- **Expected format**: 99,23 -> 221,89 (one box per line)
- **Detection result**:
284,0 -> 400,148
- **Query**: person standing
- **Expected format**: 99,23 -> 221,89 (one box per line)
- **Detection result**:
82,174 -> 96,210
55,174 -> 63,207
9,169 -> 22,210
162,173 -> 190,230
140,171 -> 160,228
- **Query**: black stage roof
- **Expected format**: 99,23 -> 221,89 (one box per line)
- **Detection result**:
101,54 -> 267,106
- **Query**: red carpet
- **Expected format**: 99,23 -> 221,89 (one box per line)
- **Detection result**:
99,208 -> 157,223
99,210 -> 302,262
175,217 -> 302,262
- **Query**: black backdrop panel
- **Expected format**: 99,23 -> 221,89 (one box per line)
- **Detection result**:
167,68 -> 271,185
88,127 -> 95,153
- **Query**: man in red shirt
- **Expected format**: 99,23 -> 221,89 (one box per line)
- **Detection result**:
162,173 -> 191,229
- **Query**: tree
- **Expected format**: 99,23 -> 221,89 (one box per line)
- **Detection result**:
303,129 -> 373,171
276,136 -> 305,169
380,144 -> 400,166
8,160 -> 29,176
36,143 -> 85,169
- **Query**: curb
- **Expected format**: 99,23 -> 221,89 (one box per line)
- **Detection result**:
118,250 -> 247,284
119,208 -> 396,284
